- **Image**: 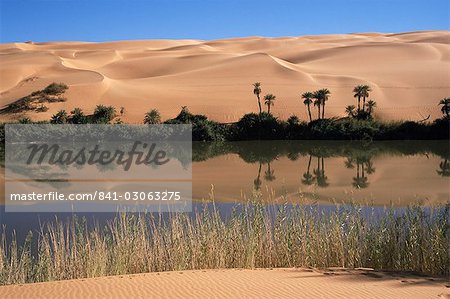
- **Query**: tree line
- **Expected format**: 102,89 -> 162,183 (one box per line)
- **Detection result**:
6,82 -> 450,141
256,82 -> 378,121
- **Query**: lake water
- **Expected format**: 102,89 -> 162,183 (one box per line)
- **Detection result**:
0,140 -> 449,240
192,140 -> 449,205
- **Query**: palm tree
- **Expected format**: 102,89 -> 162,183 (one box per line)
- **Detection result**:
353,85 -> 364,112
301,92 -> 314,122
144,109 -> 162,124
50,110 -> 68,124
438,98 -> 450,118
361,85 -> 372,112
317,88 -> 331,119
345,105 -> 356,118
70,107 -> 87,124
264,94 -> 276,114
366,100 -> 377,116
313,91 -> 321,119
253,82 -> 262,114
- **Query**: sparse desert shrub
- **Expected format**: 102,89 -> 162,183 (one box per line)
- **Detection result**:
35,105 -> 49,113
42,82 -> 68,95
30,90 -> 43,97
44,95 -> 67,103
1,83 -> 69,114
1,96 -> 33,113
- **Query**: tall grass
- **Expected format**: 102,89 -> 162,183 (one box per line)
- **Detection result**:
0,202 -> 448,285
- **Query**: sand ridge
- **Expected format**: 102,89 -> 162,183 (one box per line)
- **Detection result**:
0,268 -> 447,299
0,31 -> 449,123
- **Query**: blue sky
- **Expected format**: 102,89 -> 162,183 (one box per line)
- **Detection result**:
0,0 -> 448,42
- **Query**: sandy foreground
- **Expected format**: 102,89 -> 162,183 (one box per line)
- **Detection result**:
0,268 -> 448,299
0,31 -> 449,123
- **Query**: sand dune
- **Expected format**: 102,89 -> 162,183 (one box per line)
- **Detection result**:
0,268 -> 447,298
0,31 -> 449,123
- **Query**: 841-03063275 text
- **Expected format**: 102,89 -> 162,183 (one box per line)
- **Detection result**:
9,191 -> 183,201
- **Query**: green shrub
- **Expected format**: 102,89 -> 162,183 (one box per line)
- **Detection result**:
92,105 -> 116,123
164,107 -> 227,141
233,112 -> 282,140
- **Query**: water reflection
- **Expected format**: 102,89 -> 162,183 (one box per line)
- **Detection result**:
437,159 -> 450,177
0,140 -> 448,205
192,141 -> 449,205
0,140 -> 448,243
344,156 -> 375,189
264,163 -> 276,182
313,157 -> 329,188
253,162 -> 262,190
301,156 -> 314,186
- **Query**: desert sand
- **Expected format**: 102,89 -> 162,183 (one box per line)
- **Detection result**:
0,31 -> 449,123
0,268 -> 447,299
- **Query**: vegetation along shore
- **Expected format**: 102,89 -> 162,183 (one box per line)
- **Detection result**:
0,82 -> 448,141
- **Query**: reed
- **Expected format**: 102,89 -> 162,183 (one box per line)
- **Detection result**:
0,202 -> 448,285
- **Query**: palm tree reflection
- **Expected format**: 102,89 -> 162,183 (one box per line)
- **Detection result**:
253,162 -> 263,190
301,155 -> 315,185
313,156 -> 329,188
301,154 -> 329,188
345,156 -> 375,189
264,163 -> 276,182
253,161 -> 276,190
437,159 -> 450,177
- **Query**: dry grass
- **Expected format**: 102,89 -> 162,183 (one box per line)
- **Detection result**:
0,200 -> 448,285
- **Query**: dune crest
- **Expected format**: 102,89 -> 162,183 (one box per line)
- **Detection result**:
0,31 -> 449,122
